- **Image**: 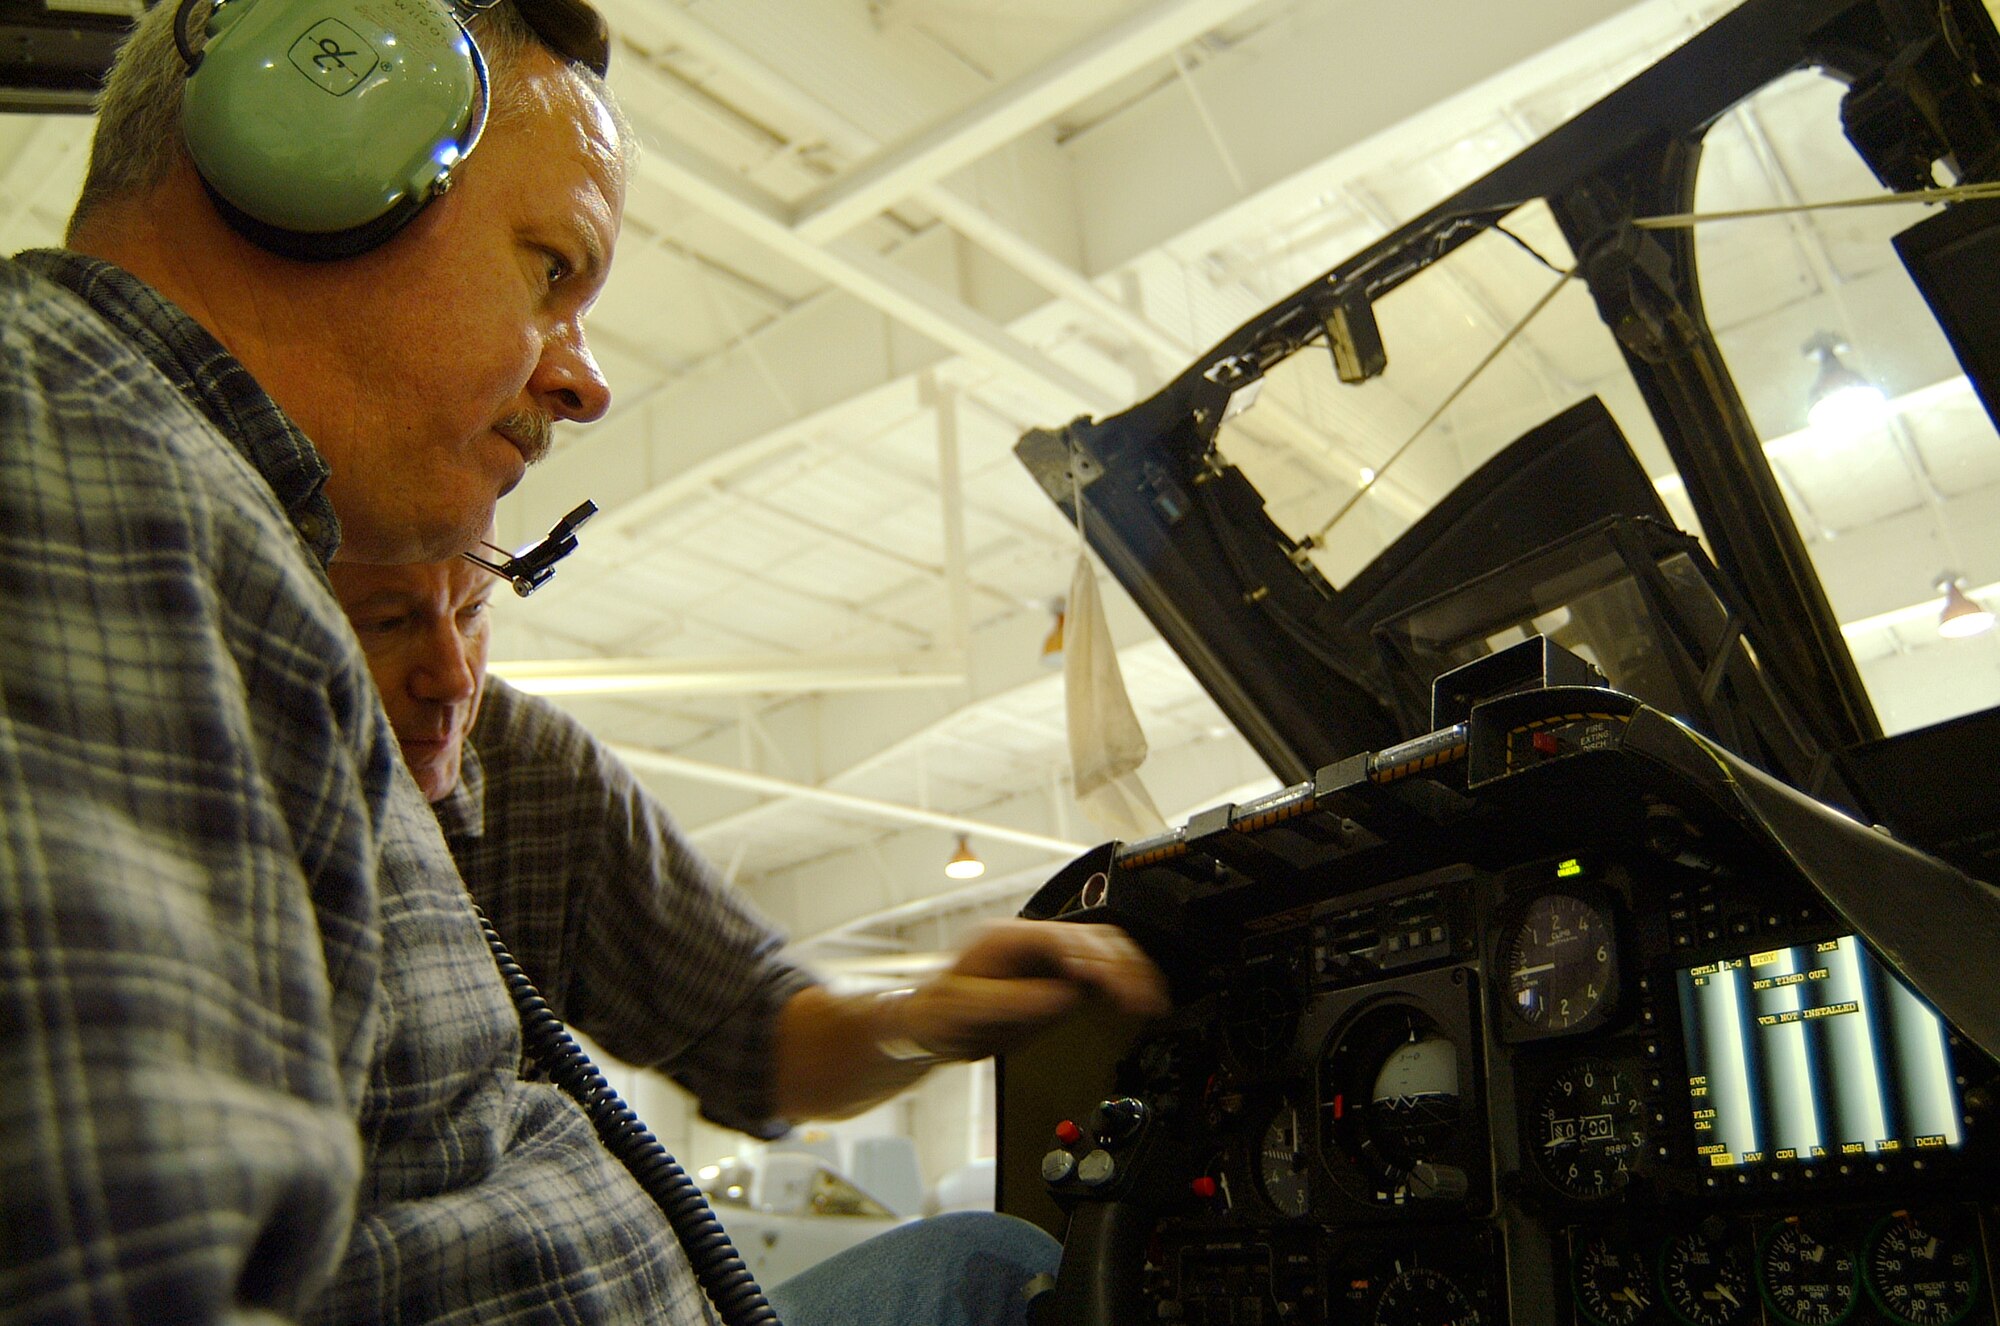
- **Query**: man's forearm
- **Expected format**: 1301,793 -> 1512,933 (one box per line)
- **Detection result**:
772,985 -> 943,1120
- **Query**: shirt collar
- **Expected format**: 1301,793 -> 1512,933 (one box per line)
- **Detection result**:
432,735 -> 489,840
14,249 -> 341,566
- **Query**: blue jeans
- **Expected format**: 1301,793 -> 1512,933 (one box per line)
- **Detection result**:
767,1211 -> 1060,1326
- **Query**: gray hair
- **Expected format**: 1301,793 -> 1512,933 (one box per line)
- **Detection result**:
68,0 -> 626,239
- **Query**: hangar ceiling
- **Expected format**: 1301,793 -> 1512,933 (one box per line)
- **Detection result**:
4,0 -> 1997,984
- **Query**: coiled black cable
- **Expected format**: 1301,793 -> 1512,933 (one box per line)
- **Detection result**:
476,908 -> 783,1326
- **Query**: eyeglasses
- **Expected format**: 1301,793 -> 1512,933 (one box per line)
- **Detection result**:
459,0 -> 611,79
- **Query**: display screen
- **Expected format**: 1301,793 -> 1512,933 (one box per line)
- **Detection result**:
1676,936 -> 1962,1167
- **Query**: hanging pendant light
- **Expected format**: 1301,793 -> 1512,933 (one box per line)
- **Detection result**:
1803,331 -> 1887,431
1938,576 -> 1995,639
945,834 -> 985,880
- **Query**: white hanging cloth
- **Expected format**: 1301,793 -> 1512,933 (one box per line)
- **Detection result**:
1064,548 -> 1167,841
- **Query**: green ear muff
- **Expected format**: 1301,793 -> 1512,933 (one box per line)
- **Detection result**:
178,0 -> 488,260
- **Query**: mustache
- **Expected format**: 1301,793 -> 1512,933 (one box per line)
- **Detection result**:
497,411 -> 554,465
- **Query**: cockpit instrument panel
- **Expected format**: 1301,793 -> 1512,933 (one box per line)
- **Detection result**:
998,0 -> 2000,1312
1001,678 -> 1999,1326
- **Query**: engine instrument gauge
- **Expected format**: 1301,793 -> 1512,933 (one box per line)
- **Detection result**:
1500,893 -> 1617,1035
1864,1212 -> 1982,1326
1372,1264 -> 1482,1326
1533,1060 -> 1647,1199
1257,1098 -> 1312,1218
1759,1220 -> 1858,1326
1572,1232 -> 1655,1326
1662,1229 -> 1753,1326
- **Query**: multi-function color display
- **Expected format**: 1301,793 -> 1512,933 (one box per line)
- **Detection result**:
1676,936 -> 1961,1167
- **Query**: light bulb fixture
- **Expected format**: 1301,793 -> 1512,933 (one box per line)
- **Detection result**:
1802,331 -> 1887,431
944,834 -> 985,880
1937,575 -> 1995,639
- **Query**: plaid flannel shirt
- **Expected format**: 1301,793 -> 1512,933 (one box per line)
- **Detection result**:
438,678 -> 817,1137
0,250 -> 736,1324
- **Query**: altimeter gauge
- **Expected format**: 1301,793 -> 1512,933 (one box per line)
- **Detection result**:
1533,1060 -> 1647,1198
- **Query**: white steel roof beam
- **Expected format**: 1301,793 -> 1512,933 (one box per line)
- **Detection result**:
792,870 -> 1048,956
490,651 -> 966,696
790,0 -> 1278,245
607,744 -> 1091,856
927,377 -> 975,657
1068,0 -> 1662,274
617,1 -> 1187,362
672,609 -> 1163,847
621,3 -> 885,158
620,62 -> 1116,417
731,722 -> 1274,939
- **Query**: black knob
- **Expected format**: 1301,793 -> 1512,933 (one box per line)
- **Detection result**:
1092,1096 -> 1147,1143
1405,1161 -> 1468,1202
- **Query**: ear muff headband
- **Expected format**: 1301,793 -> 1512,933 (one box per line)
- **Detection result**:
177,0 -> 488,260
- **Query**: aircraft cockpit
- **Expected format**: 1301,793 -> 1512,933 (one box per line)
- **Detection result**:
999,2 -> 2000,1322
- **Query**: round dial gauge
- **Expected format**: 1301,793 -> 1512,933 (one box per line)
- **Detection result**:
1533,1060 -> 1647,1199
1501,893 -> 1616,1033
1372,1265 -> 1482,1326
1573,1233 -> 1655,1326
1760,1221 -> 1858,1326
1865,1214 -> 1982,1326
1320,1004 -> 1467,1205
1257,1098 -> 1312,1218
1662,1230 -> 1753,1326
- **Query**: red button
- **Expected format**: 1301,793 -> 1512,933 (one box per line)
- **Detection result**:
1532,730 -> 1560,757
1191,1176 -> 1218,1199
1054,1120 -> 1084,1146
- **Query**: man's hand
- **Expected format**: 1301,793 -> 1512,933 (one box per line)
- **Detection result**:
773,920 -> 1169,1121
897,919 -> 1170,1061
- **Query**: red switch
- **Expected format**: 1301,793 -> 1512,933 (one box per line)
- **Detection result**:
1190,1176 -> 1218,1199
1532,730 -> 1560,757
1054,1119 -> 1084,1146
